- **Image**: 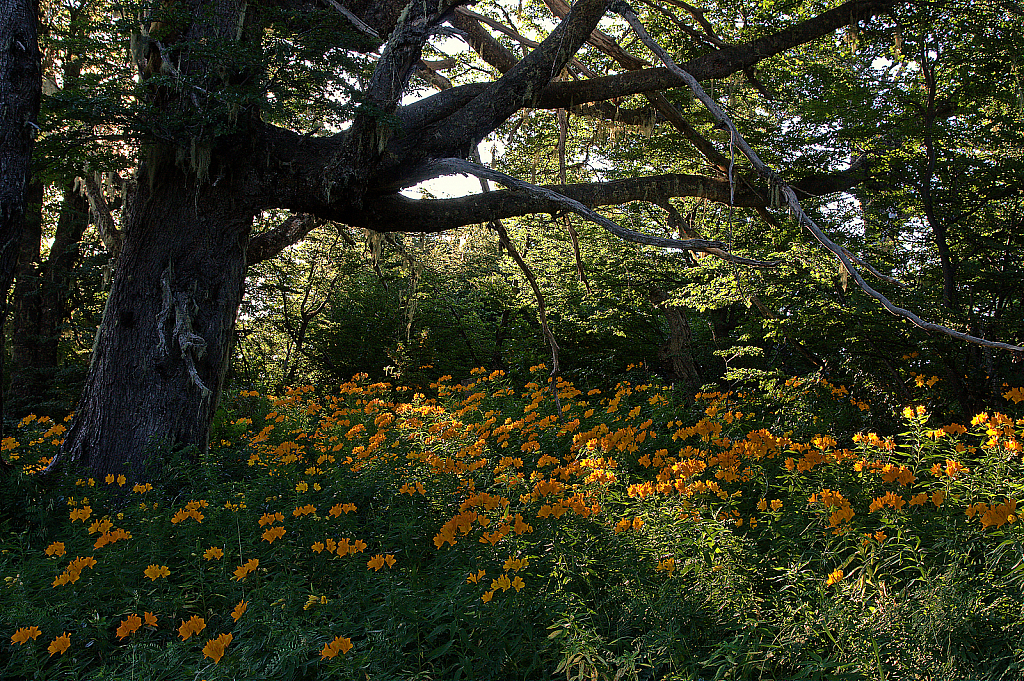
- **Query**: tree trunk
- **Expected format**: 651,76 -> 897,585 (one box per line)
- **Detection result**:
51,161 -> 254,480
9,182 -> 89,413
9,179 -> 44,409
0,0 -> 42,444
650,288 -> 701,393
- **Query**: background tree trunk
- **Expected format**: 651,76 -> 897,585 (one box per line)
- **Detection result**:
10,183 -> 90,413
650,288 -> 701,393
0,0 -> 42,444
52,159 -> 254,480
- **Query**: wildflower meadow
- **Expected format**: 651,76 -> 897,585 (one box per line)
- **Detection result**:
3,367 -> 1024,680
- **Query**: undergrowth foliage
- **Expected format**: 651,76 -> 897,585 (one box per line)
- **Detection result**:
3,368 -> 1024,680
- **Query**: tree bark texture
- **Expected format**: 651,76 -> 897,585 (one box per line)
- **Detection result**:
54,163 -> 255,479
0,0 -> 42,437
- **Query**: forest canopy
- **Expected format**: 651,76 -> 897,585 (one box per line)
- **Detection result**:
1,0 -> 1022,478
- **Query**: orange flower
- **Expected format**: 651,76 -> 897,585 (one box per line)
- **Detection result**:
202,633 -> 233,663
320,635 -> 353,659
69,506 -> 92,522
144,612 -> 158,627
262,525 -> 286,544
826,569 -> 844,586
232,558 -> 259,581
231,601 -> 247,622
367,554 -> 385,571
177,615 -> 206,641
293,504 -> 316,517
944,459 -> 966,478
143,564 -> 170,581
258,511 -> 284,527
11,626 -> 42,645
44,542 -> 65,557
115,614 -> 142,640
203,546 -> 224,561
47,632 -> 71,656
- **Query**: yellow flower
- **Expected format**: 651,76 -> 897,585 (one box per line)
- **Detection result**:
144,612 -> 158,627
353,539 -> 367,552
481,590 -> 494,602
367,554 -> 385,571
44,542 -> 66,557
756,499 -> 767,511
295,481 -> 309,493
826,569 -> 844,586
231,601 -> 247,622
115,614 -> 142,640
511,575 -> 525,592
105,474 -> 116,484
466,569 -> 486,584
47,632 -> 71,656
384,554 -> 396,568
320,635 -> 353,659
202,633 -> 233,663
177,616 -> 206,641
770,499 -> 783,511
143,564 -> 170,581
117,474 -> 126,486
11,626 -> 42,645
311,541 -> 325,553
204,546 -> 224,561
